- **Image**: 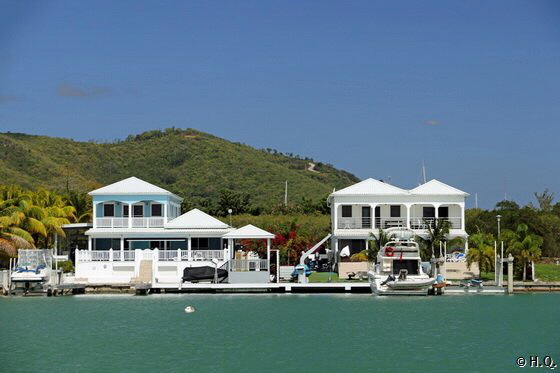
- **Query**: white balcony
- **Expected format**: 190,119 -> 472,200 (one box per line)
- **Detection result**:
336,217 -> 462,230
76,248 -> 227,263
409,217 -> 462,229
95,217 -> 165,228
337,217 -> 372,229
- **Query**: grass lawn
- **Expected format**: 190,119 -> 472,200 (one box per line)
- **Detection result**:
479,272 -> 509,282
308,272 -> 369,283
535,263 -> 560,281
308,272 -> 339,283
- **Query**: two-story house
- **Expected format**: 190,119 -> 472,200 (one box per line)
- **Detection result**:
76,177 -> 274,286
328,178 -> 468,276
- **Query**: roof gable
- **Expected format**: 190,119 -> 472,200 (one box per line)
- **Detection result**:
89,176 -> 179,198
165,209 -> 230,229
331,178 -> 408,196
410,179 -> 468,196
222,224 -> 275,239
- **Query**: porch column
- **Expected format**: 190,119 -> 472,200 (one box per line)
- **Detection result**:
128,203 -> 133,228
405,204 -> 411,229
333,203 -> 340,230
460,203 -> 466,230
267,238 -> 271,274
93,203 -> 97,228
164,203 -> 168,223
120,236 -> 125,261
88,236 -> 92,251
187,236 -> 192,261
370,204 -> 377,230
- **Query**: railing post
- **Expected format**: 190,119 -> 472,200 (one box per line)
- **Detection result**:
153,248 -> 159,262
177,249 -> 181,261
109,248 -> 113,262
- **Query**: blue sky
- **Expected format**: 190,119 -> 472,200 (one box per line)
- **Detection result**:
1,1 -> 559,209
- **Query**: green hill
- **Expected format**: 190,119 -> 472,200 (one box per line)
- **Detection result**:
0,128 -> 358,209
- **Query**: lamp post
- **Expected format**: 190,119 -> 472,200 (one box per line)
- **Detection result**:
496,214 -> 502,286
228,208 -> 233,227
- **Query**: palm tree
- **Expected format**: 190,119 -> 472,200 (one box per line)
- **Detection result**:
366,229 -> 394,262
467,232 -> 494,278
65,191 -> 92,222
502,224 -> 543,280
0,212 -> 34,260
417,218 -> 464,261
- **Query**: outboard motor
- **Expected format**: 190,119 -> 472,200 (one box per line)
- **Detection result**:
381,274 -> 395,286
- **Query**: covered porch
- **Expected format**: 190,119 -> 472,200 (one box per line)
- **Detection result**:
223,225 -> 275,284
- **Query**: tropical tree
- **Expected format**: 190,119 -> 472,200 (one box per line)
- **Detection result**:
65,191 -> 92,222
0,211 -> 34,260
416,219 -> 464,261
466,232 -> 495,278
502,224 -> 543,280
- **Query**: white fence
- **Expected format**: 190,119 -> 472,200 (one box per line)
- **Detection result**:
229,259 -> 268,272
76,248 -> 227,263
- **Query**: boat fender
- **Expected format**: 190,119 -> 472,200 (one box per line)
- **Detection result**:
385,247 -> 394,257
184,306 -> 196,313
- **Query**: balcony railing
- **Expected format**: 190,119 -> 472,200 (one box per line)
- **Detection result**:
336,217 -> 462,229
337,217 -> 372,229
409,217 -> 462,229
76,249 -> 227,263
95,217 -> 165,228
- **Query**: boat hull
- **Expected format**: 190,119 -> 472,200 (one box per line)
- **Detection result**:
368,272 -> 434,296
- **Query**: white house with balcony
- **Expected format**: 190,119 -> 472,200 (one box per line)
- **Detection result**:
76,177 -> 275,286
328,178 -> 468,276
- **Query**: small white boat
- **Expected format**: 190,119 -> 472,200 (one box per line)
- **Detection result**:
11,265 -> 49,282
368,229 -> 435,295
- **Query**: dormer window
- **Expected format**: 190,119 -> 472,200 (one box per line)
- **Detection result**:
151,203 -> 162,217
104,203 -> 115,217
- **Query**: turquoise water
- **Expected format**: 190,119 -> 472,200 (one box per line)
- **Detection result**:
1,293 -> 559,372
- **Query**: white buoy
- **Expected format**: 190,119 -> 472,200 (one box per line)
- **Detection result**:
184,306 -> 196,313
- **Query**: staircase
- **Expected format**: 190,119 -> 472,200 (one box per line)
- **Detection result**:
131,260 -> 153,284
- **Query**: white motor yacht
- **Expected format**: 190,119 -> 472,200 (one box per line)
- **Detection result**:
368,229 -> 435,295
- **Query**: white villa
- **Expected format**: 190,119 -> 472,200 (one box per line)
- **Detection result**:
75,177 -> 275,286
328,178 -> 469,276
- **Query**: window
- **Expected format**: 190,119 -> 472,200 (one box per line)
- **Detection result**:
342,205 -> 352,217
122,205 -> 129,217
151,203 -> 162,217
423,207 -> 435,218
390,205 -> 401,217
438,206 -> 449,218
103,203 -> 115,217
133,204 -> 143,217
